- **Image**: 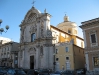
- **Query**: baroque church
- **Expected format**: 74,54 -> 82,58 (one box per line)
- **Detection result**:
18,6 -> 84,70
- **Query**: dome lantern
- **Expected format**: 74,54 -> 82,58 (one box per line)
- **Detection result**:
64,15 -> 69,22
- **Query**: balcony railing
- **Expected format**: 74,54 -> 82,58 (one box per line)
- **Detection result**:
1,58 -> 7,61
7,58 -> 13,62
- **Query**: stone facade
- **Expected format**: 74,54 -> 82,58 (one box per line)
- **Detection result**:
18,7 -> 55,69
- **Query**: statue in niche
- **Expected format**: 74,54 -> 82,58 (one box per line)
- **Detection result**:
41,21 -> 44,37
41,20 -> 44,28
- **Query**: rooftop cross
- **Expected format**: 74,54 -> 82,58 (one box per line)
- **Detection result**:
32,0 -> 36,7
64,12 -> 67,16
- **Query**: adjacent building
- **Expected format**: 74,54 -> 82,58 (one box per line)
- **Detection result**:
0,37 -> 11,44
79,17 -> 99,71
0,42 -> 19,68
55,42 -> 85,71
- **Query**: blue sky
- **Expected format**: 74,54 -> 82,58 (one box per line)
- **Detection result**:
0,0 -> 99,42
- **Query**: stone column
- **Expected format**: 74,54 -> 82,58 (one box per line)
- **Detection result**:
85,52 -> 89,70
83,30 -> 87,47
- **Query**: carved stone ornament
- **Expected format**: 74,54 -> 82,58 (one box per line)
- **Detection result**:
41,28 -> 44,38
41,20 -> 44,28
28,47 -> 36,54
30,24 -> 37,33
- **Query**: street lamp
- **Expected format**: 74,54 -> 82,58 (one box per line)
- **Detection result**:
0,19 -> 9,34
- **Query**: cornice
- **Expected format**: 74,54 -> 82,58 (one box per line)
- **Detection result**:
19,37 -> 55,46
80,18 -> 99,29
81,18 -> 99,24
85,46 -> 99,51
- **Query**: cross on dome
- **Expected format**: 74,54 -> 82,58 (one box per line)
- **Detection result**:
32,0 -> 36,7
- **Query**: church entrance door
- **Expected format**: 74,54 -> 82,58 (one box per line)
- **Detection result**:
30,55 -> 34,69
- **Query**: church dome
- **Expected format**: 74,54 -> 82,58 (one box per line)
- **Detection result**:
57,15 -> 77,27
57,15 -> 78,35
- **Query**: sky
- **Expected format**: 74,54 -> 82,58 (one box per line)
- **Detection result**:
0,0 -> 99,42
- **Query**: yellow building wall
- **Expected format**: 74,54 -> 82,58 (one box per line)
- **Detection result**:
50,26 -> 84,48
59,33 -> 72,43
55,44 -> 74,70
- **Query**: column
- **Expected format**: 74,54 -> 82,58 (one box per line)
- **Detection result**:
85,53 -> 89,70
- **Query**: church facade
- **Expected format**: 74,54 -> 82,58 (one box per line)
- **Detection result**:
18,6 -> 84,70
18,7 -> 55,69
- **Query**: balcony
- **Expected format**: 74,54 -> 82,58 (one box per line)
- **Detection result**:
1,58 -> 7,61
7,58 -> 13,62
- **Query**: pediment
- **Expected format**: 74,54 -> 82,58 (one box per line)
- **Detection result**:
20,7 -> 41,26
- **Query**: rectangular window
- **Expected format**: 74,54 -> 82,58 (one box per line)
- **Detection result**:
31,33 -> 36,42
91,34 -> 96,43
66,47 -> 69,52
56,58 -> 59,61
93,57 -> 99,67
66,57 -> 69,60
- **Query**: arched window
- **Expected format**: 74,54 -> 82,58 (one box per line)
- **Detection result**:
31,33 -> 36,42
68,30 -> 71,34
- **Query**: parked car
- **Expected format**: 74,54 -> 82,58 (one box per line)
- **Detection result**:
0,69 -> 7,75
27,69 -> 41,75
61,70 -> 76,75
0,66 -> 9,75
6,68 -> 27,75
76,68 -> 86,74
38,69 -> 51,75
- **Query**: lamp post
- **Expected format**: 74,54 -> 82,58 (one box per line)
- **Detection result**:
0,19 -> 9,34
